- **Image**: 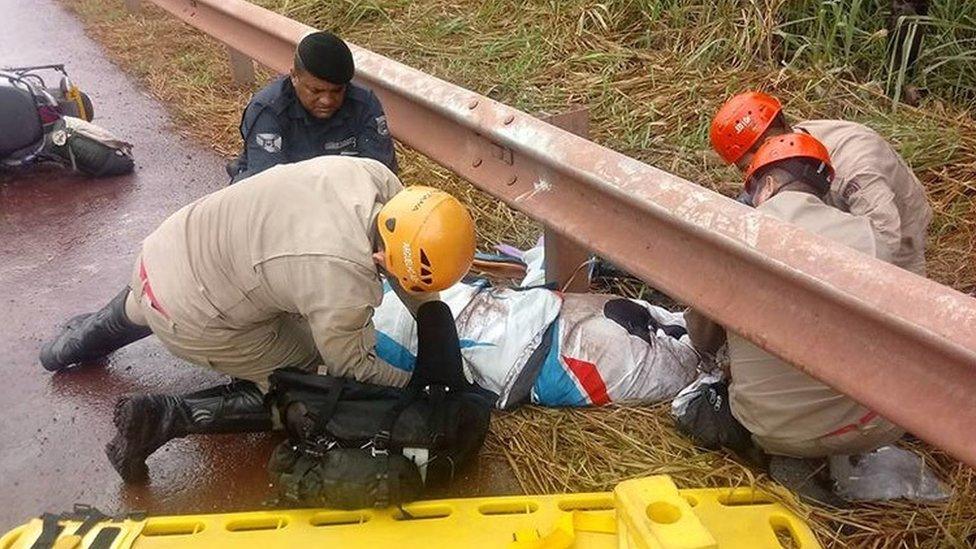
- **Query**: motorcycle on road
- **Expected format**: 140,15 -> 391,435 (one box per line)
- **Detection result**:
0,64 -> 134,177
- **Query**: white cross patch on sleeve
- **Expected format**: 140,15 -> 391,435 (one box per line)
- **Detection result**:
255,133 -> 282,153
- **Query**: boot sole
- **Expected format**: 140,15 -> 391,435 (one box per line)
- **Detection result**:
105,396 -> 154,483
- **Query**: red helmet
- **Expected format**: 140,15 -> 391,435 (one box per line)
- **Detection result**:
710,92 -> 783,165
744,132 -> 834,194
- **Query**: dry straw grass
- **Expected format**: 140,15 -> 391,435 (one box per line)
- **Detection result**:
61,0 -> 976,546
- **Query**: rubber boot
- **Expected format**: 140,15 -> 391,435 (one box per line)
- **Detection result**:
39,288 -> 152,372
105,380 -> 273,483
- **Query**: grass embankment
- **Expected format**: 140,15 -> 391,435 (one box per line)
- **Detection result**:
62,0 -> 975,547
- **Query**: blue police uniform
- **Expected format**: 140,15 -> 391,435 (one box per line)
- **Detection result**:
229,77 -> 397,183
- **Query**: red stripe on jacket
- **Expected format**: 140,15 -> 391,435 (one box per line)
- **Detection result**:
564,356 -> 611,406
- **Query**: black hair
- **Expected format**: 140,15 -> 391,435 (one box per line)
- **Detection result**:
752,157 -> 832,198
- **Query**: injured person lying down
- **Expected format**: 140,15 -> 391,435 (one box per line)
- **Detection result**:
372,278 -> 702,410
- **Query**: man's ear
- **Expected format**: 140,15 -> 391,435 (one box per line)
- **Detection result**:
754,175 -> 778,206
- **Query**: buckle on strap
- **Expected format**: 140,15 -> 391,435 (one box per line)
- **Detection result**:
372,429 -> 392,450
302,436 -> 338,458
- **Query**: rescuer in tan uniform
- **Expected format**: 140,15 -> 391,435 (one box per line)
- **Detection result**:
38,156 -> 477,482
710,91 -> 932,275
685,133 -> 903,500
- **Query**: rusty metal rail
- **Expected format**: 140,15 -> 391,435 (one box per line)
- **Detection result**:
138,0 -> 976,466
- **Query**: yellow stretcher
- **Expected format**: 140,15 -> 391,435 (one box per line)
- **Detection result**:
1,475 -> 820,548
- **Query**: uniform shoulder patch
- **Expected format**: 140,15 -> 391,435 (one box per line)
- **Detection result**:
840,179 -> 861,202
255,133 -> 282,153
375,115 -> 390,137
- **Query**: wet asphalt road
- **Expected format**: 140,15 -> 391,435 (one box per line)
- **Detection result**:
0,0 -> 517,531
0,0 -> 292,530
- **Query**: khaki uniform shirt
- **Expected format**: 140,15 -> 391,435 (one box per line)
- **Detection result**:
796,119 -> 932,275
728,192 -> 902,457
136,156 -> 417,387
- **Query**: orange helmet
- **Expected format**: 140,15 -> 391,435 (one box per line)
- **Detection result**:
377,186 -> 476,293
744,132 -> 833,194
710,92 -> 783,165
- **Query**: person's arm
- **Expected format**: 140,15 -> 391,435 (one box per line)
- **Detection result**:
232,105 -> 287,183
684,308 -> 726,360
836,172 -> 901,264
259,256 -> 409,387
386,274 -> 439,318
356,91 -> 398,174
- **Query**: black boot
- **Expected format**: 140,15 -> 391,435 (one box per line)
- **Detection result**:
39,288 -> 152,372
105,380 -> 273,483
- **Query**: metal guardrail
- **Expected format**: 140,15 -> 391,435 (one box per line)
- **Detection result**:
135,0 -> 976,466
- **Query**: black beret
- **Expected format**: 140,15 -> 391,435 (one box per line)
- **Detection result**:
296,31 -> 354,84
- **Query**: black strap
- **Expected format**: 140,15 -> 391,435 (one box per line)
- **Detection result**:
426,385 -> 450,448
310,377 -> 345,438
373,455 -> 391,508
29,514 -> 63,549
373,385 -> 422,451
73,513 -> 104,539
89,527 -> 121,549
370,385 -> 425,507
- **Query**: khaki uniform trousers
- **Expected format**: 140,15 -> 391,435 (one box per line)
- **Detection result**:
753,415 -> 904,459
124,254 -> 319,391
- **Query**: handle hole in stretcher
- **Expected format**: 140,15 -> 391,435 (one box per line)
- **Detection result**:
770,516 -> 800,549
310,511 -> 370,527
717,491 -> 774,506
394,504 -> 453,521
225,516 -> 289,532
141,519 -> 206,536
683,495 -> 699,507
557,496 -> 614,511
478,501 -> 539,515
646,502 -> 682,524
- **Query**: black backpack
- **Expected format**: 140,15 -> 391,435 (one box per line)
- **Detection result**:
267,301 -> 493,509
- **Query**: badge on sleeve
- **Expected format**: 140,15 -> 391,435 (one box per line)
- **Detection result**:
375,115 -> 390,137
256,133 -> 282,153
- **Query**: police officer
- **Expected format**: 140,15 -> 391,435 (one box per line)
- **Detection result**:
227,31 -> 397,182
39,156 -> 476,482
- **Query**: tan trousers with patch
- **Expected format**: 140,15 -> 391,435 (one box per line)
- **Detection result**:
753,416 -> 904,459
124,255 -> 319,391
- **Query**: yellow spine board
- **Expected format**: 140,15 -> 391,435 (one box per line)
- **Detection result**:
0,476 -> 820,548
